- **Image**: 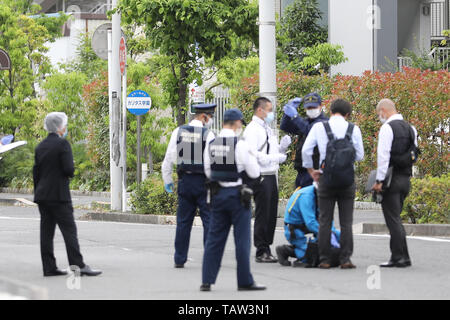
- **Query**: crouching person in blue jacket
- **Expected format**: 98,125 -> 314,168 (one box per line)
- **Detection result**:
276,184 -> 341,267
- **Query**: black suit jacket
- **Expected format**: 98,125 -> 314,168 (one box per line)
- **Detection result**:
33,133 -> 75,203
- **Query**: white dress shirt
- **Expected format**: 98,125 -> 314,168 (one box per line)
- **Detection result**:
161,119 -> 215,185
204,128 -> 260,187
376,114 -> 418,181
243,115 -> 286,174
302,115 -> 364,169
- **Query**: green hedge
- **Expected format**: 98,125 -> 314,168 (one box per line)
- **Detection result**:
130,173 -> 178,215
402,174 -> 450,224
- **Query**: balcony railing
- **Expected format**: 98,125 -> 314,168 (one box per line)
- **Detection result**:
431,1 -> 450,40
428,47 -> 450,70
397,56 -> 413,71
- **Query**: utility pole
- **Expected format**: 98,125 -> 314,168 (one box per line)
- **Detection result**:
109,0 -> 122,211
259,0 -> 277,129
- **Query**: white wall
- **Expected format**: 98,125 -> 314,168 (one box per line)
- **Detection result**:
45,17 -> 109,69
329,0 -> 374,75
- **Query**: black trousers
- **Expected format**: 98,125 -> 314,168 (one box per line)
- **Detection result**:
381,173 -> 411,262
38,202 -> 85,274
253,174 -> 278,257
317,177 -> 355,265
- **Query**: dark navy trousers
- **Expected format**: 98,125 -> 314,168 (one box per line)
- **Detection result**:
174,174 -> 210,265
202,187 -> 254,287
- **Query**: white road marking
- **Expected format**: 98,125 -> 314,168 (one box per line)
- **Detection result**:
1,216 -> 449,243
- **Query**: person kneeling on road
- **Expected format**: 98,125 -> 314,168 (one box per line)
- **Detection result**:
276,184 -> 341,268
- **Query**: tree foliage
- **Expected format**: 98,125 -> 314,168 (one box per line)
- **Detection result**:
0,0 -> 67,138
277,0 -> 327,65
117,0 -> 258,125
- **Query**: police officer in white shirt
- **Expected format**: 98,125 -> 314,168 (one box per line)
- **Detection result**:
372,99 -> 417,268
243,97 -> 292,263
302,99 -> 364,269
201,108 -> 266,292
161,103 -> 216,268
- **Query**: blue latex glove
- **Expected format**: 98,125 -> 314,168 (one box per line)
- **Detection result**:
283,105 -> 298,118
331,232 -> 340,248
290,97 -> 303,107
283,97 -> 303,118
164,183 -> 174,193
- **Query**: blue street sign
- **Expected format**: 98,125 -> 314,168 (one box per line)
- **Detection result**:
127,90 -> 151,116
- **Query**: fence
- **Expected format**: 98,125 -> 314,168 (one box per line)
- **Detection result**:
429,47 -> 450,69
206,86 -> 231,134
397,56 -> 413,71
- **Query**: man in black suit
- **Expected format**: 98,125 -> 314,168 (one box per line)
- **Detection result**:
33,112 -> 102,277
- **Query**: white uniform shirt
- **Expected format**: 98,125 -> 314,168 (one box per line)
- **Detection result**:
204,128 -> 260,187
302,115 -> 365,169
161,119 -> 215,185
376,114 -> 418,181
243,116 -> 285,174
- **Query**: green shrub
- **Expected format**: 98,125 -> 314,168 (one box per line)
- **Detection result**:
130,173 -> 178,215
402,174 -> 450,224
278,162 -> 298,199
0,142 -> 35,189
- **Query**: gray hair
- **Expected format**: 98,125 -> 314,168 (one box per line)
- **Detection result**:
44,112 -> 68,133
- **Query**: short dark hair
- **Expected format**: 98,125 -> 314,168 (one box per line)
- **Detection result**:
253,97 -> 271,111
330,99 -> 352,116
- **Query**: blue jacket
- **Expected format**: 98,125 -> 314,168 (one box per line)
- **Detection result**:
284,186 -> 340,238
280,112 -> 328,137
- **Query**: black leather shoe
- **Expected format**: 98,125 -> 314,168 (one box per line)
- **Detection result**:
255,252 -> 278,263
174,263 -> 184,268
380,258 -> 411,268
276,245 -> 292,266
380,260 -> 395,268
80,265 -> 102,276
238,283 -> 266,291
292,259 -> 311,268
44,269 -> 68,277
200,284 -> 211,291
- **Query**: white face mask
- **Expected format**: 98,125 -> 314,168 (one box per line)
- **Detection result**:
235,128 -> 243,136
264,111 -> 275,124
379,114 -> 387,124
306,108 -> 321,119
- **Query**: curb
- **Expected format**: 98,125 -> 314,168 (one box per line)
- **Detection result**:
0,188 -> 110,198
0,198 -> 36,207
81,212 -> 450,238
80,212 -> 204,226
1,188 -> 381,210
353,223 -> 450,237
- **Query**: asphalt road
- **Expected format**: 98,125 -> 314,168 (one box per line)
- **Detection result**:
0,203 -> 449,300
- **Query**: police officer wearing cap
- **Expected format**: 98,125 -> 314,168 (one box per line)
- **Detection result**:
281,92 -> 328,188
200,109 -> 266,292
162,103 -> 216,268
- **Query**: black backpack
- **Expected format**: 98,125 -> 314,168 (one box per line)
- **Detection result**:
388,122 -> 420,169
321,121 -> 356,188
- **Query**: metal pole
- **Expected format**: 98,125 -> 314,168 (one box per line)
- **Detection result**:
109,0 -> 122,211
122,64 -> 127,212
137,115 -> 141,185
259,0 -> 277,130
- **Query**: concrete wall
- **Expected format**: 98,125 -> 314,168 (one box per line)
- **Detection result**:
374,0 -> 398,72
329,0 -> 374,75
